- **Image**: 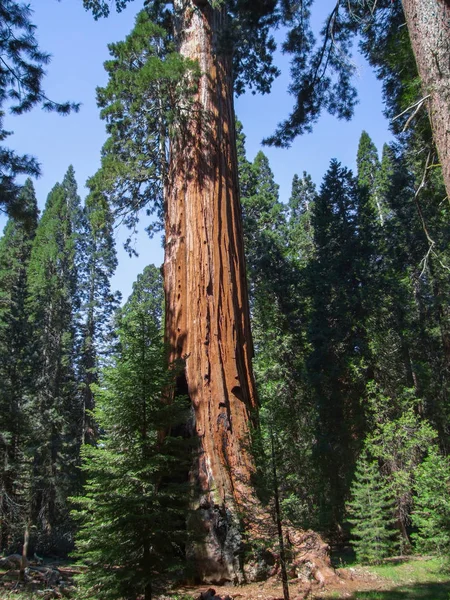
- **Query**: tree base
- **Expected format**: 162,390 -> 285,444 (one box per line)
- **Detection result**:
188,501 -> 245,585
243,526 -> 336,587
189,502 -> 337,587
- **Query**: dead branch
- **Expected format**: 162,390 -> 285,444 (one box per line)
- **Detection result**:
392,95 -> 430,124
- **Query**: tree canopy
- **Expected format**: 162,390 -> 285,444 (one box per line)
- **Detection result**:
0,0 -> 79,215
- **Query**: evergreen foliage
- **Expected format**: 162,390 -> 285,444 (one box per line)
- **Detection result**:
0,179 -> 38,549
238,125 -> 318,528
0,0 -> 78,215
364,388 -> 437,552
287,172 -> 316,265
26,168 -> 84,551
238,118 -> 450,545
347,451 -> 397,565
412,449 -> 450,555
2,0 -> 450,565
91,10 -> 199,249
84,0 -> 361,144
72,265 -> 192,600
78,181 -> 119,445
307,159 -> 369,527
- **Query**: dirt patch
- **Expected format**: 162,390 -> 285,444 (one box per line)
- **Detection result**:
172,566 -> 389,600
0,557 -> 79,598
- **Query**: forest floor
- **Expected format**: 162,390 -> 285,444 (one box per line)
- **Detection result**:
0,555 -> 448,599
177,556 -> 450,600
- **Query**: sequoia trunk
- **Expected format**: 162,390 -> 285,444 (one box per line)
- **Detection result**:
164,0 -> 259,583
402,0 -> 450,198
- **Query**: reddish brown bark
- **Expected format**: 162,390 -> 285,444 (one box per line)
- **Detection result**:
164,0 -> 259,583
402,0 -> 450,199
163,1 -> 336,585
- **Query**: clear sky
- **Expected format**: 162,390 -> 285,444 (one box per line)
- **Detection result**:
2,0 -> 392,300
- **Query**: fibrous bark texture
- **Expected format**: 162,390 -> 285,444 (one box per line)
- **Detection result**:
164,1 -> 336,585
402,0 -> 450,198
165,0 -> 258,583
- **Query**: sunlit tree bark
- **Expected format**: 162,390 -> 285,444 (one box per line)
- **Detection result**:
164,0 -> 259,582
402,0 -> 450,199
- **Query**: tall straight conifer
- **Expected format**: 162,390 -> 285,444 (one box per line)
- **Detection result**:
288,173 -> 316,266
347,452 -> 397,564
26,168 -> 83,550
78,182 -> 119,445
0,179 -> 38,549
308,160 -> 369,528
238,129 -> 318,528
82,0 -> 360,580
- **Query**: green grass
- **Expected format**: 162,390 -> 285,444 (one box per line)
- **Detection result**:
370,556 -> 449,583
324,556 -> 450,600
351,582 -> 450,599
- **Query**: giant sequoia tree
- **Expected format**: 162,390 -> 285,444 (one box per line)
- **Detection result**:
85,0 -> 348,583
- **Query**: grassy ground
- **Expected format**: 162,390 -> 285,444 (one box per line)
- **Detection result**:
324,556 -> 450,599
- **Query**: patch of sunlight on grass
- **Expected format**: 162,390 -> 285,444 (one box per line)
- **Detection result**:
342,556 -> 450,600
369,556 -> 449,584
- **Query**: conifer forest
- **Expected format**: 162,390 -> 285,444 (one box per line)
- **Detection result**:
2,0 -> 450,598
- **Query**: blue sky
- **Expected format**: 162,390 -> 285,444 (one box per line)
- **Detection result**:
3,0 -> 392,300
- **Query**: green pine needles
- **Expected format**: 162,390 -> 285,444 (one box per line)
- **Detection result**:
412,449 -> 450,555
72,266 -> 193,600
92,11 -> 199,249
347,452 -> 397,565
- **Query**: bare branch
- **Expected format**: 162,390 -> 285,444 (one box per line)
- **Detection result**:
392,94 -> 430,123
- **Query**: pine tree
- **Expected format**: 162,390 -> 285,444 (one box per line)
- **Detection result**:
240,149 -> 288,310
365,137 -> 450,448
412,448 -> 450,555
0,179 -> 38,550
78,180 -> 119,445
287,172 -> 316,266
238,130 -> 318,529
307,160 -> 369,528
357,131 -> 384,227
364,385 -> 438,551
347,451 -> 397,565
72,265 -> 191,600
26,169 -> 83,551
359,143 -> 418,400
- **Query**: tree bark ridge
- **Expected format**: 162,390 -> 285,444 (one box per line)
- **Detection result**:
165,0 -> 258,582
402,0 -> 450,198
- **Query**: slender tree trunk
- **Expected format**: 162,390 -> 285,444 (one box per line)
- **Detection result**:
81,307 -> 96,446
402,0 -> 450,199
142,538 -> 152,600
270,432 -> 289,600
19,523 -> 29,582
165,0 -> 259,583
